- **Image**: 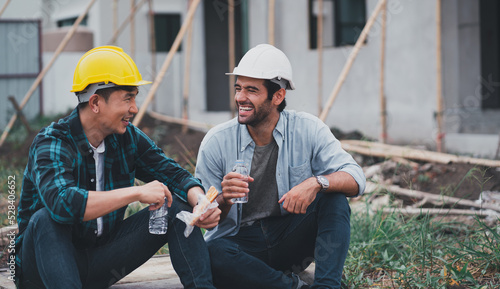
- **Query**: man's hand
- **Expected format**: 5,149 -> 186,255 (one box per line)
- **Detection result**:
84,180 -> 173,221
194,206 -> 221,229
137,180 -> 173,210
279,177 -> 319,214
220,172 -> 254,205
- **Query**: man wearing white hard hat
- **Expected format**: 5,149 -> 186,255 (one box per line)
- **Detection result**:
195,44 -> 366,288
16,46 -> 219,288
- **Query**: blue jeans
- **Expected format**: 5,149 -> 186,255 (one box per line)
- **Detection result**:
19,197 -> 215,289
207,193 -> 350,289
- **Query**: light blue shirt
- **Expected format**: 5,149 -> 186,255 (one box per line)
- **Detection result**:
195,110 -> 366,241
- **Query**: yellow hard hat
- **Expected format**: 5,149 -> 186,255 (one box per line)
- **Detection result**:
71,46 -> 151,93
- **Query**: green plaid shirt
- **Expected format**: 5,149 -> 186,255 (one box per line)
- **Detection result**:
16,108 -> 202,275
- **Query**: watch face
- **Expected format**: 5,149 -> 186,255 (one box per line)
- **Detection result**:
317,176 -> 329,189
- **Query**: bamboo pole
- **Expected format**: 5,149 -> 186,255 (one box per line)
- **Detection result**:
0,0 -> 98,148
380,0 -> 387,143
436,0 -> 444,152
366,181 -> 500,213
228,0 -> 236,118
148,0 -> 157,111
0,0 -> 11,18
319,0 -> 386,122
8,97 -> 32,133
268,0 -> 275,45
317,0 -> 324,116
132,0 -> 201,127
108,0 -> 148,45
381,207 -> 499,217
341,140 -> 500,167
130,0 -> 136,59
182,0 -> 194,133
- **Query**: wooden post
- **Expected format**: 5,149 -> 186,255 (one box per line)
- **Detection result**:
8,96 -> 32,133
130,0 -> 136,59
380,0 -> 387,143
0,0 -> 11,18
268,0 -> 275,45
132,0 -> 201,127
228,0 -> 236,118
182,0 -> 194,133
319,0 -> 385,122
317,0 -> 324,116
148,0 -> 157,110
108,0 -> 148,45
436,0 -> 444,152
0,0 -> 98,148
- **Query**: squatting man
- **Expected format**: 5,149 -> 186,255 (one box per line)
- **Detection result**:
15,46 -> 221,289
195,44 -> 366,289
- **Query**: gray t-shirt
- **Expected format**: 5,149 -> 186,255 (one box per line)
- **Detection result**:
241,140 -> 281,225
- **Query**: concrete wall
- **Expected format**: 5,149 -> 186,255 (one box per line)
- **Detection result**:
269,0 -> 438,147
2,0 -> 498,158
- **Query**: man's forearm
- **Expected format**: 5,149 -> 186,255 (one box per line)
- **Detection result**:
323,171 -> 360,197
83,187 -> 139,221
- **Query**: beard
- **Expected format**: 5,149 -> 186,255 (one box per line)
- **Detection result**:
237,99 -> 273,127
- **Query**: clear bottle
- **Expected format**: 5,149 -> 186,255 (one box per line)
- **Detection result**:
149,199 -> 168,234
231,160 -> 249,203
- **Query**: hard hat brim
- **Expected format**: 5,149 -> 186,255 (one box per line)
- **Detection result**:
226,72 -> 295,90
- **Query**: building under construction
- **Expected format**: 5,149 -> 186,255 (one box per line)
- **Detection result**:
0,0 -> 499,158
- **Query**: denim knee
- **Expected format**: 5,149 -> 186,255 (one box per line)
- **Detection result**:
27,208 -> 72,233
207,238 -> 238,270
316,193 -> 350,214
29,208 -> 52,225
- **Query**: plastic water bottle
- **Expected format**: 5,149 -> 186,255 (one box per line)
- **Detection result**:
149,200 -> 168,234
231,160 -> 249,203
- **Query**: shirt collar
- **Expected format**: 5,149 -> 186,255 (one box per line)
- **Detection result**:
68,108 -> 93,157
239,111 -> 285,152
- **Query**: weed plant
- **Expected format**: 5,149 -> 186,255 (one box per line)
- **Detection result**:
345,199 -> 500,288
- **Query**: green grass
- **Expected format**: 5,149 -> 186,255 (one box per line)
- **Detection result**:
345,200 -> 500,288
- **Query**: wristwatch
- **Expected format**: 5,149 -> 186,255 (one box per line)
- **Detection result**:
315,175 -> 329,193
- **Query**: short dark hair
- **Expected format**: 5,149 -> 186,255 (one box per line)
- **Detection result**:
77,85 -> 138,110
263,79 -> 286,112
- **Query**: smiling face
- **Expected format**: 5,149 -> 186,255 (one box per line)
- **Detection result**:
98,88 -> 139,135
234,76 -> 276,127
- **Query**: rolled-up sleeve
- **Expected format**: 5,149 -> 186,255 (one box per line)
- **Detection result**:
312,120 -> 366,197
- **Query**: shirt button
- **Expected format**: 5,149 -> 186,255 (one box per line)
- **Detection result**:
91,178 -> 95,182
94,230 -> 98,234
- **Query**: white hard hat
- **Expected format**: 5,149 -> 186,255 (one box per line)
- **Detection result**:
226,44 -> 295,90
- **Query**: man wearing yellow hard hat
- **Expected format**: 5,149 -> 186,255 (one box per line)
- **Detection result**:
15,46 -> 220,288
